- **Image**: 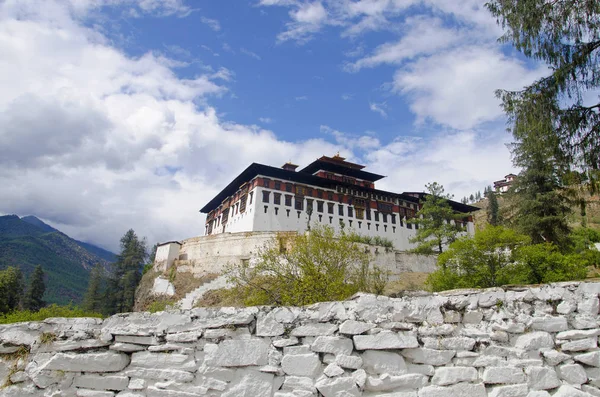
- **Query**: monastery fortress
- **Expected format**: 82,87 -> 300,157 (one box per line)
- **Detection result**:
155,155 -> 478,276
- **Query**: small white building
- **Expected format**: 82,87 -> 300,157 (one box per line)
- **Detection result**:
494,173 -> 517,193
200,155 -> 478,251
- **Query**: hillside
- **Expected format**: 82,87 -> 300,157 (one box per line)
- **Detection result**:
471,191 -> 600,231
0,215 -> 116,305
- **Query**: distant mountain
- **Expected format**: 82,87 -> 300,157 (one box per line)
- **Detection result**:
21,216 -> 117,263
0,215 -> 117,305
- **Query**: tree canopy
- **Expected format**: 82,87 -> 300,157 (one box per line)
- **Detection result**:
409,182 -> 465,254
23,265 -> 46,312
487,0 -> 600,173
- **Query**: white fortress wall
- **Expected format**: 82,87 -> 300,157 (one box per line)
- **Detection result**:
2,281 -> 599,396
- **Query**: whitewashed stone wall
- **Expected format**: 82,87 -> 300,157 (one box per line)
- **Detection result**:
1,282 -> 600,397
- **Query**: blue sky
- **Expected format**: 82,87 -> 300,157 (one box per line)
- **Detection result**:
0,0 -> 548,250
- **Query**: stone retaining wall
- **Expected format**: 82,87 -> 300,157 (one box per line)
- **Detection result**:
1,281 -> 600,397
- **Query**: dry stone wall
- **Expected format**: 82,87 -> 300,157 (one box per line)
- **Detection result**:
1,282 -> 600,397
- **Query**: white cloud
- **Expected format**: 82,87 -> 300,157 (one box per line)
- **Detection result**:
240,48 -> 262,60
393,46 -> 547,129
276,2 -> 329,44
0,0 -> 342,251
259,117 -> 274,124
341,93 -> 353,100
295,95 -> 308,101
369,102 -> 387,118
347,17 -> 464,72
200,16 -> 221,31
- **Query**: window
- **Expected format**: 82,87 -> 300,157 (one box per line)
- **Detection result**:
318,214 -> 322,222
297,211 -> 301,218
307,188 -> 313,197
338,204 -> 344,216
263,179 -> 270,188
275,207 -> 279,215
264,206 -> 268,213
296,186 -> 306,196
274,181 -> 281,190
382,214 -> 387,223
366,209 -> 371,220
317,201 -> 324,213
328,192 -> 334,200
384,225 -> 387,232
356,208 -> 364,220
358,221 -> 362,229
249,191 -> 254,204
285,195 -> 292,206
286,183 -> 293,192
348,207 -> 353,218
317,190 -> 323,198
391,214 -> 396,224
407,223 -> 412,229
295,197 -> 304,210
286,209 -> 290,217
240,195 -> 247,213
274,193 -> 281,205
329,216 -> 333,224
374,212 -> 380,222
262,191 -> 270,203
367,223 -> 371,230
306,199 -> 314,213
349,220 -> 353,227
393,226 -> 396,233
376,224 -> 379,231
328,203 -> 334,214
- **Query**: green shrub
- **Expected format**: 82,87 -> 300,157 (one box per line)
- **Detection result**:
147,299 -> 176,313
510,244 -> 588,284
226,225 -> 389,306
0,304 -> 102,324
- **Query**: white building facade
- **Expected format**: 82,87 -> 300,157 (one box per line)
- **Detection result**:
201,155 -> 477,251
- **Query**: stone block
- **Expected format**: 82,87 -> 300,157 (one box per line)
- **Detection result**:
209,339 -> 269,367
76,389 -> 115,397
130,351 -> 195,371
488,384 -> 529,397
557,363 -> 588,385
221,369 -> 274,397
324,363 -> 345,377
462,311 -> 483,324
574,351 -> 600,367
353,331 -> 418,350
311,336 -> 353,355
514,332 -> 554,350
73,375 -> 129,391
418,382 -> 486,397
365,373 -> 429,391
401,348 -> 456,366
361,350 -> 407,375
431,367 -> 477,386
281,353 -> 321,377
315,376 -> 360,397
525,367 -> 561,390
560,337 -> 597,352
291,323 -> 338,337
482,367 -> 526,384
335,354 -> 363,369
530,316 -> 568,332
41,351 -> 129,373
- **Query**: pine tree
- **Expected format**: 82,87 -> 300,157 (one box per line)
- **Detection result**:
486,0 -> 600,173
23,265 -> 46,312
469,194 -> 474,203
488,190 -> 500,226
409,182 -> 466,254
106,229 -> 147,314
82,264 -> 105,313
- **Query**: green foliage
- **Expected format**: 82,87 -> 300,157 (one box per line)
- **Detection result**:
105,229 -> 147,314
226,225 -> 389,306
82,264 -> 105,313
486,0 -> 600,173
23,265 -> 46,312
147,298 -> 176,313
428,226 -> 590,291
346,233 -> 394,250
40,332 -> 57,344
0,304 -> 102,324
409,182 -> 466,254
487,191 -> 500,226
0,267 -> 24,314
568,227 -> 600,267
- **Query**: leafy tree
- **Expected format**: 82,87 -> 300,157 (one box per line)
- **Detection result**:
427,226 -> 589,291
0,267 -> 24,314
486,0 -> 600,173
226,225 -> 388,306
82,264 -> 105,313
428,226 -> 529,291
23,265 -> 46,312
409,182 -> 465,254
106,229 -> 147,314
487,190 -> 500,226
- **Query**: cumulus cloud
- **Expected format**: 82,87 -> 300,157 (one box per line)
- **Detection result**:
393,46 -> 548,129
369,102 -> 388,118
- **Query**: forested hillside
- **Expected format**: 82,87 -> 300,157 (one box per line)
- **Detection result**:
0,215 -> 116,304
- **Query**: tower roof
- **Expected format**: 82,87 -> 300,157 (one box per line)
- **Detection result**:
299,155 -> 385,182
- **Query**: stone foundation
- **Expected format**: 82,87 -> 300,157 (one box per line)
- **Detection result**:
1,281 -> 599,396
